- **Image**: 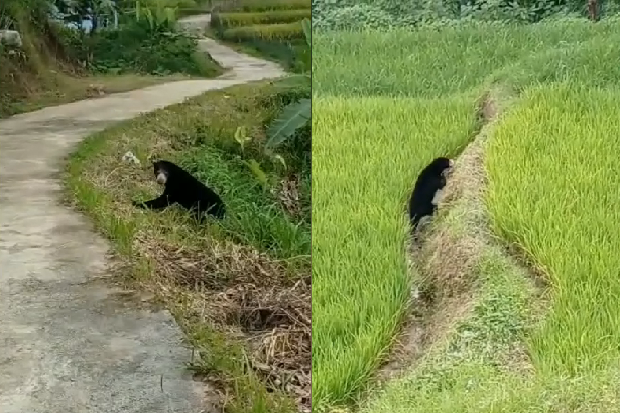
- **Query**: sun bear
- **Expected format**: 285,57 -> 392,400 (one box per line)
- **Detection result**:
133,160 -> 226,221
408,156 -> 454,231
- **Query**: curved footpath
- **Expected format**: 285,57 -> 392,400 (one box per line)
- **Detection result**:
0,15 -> 285,413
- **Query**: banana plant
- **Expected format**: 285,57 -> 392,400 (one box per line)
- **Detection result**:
265,17 -> 311,151
134,0 -> 177,31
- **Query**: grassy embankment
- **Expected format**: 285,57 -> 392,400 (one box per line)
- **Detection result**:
65,78 -> 311,413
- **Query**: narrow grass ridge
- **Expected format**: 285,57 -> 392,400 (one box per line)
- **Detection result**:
360,86 -> 543,413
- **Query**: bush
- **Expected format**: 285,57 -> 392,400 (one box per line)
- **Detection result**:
57,19 -> 221,76
311,0 -> 620,29
312,3 -> 401,30
221,21 -> 304,41
211,9 -> 311,28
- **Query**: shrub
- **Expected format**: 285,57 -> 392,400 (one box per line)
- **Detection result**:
312,3 -> 400,30
221,21 -> 304,41
311,0 -> 620,29
211,9 -> 311,28
56,14 -> 221,77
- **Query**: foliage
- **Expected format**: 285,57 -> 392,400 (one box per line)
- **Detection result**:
55,0 -> 221,76
211,9 -> 311,28
311,0 -> 620,29
313,3 -> 403,30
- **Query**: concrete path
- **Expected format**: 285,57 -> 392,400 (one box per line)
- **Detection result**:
0,15 -> 285,413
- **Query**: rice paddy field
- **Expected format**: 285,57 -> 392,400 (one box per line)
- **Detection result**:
210,0 -> 310,72
312,17 -> 620,413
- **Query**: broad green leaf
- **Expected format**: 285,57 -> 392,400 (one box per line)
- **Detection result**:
266,98 -> 311,149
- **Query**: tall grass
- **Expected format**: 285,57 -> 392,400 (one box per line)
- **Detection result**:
486,83 -> 620,375
312,19 -> 620,98
312,95 -> 478,409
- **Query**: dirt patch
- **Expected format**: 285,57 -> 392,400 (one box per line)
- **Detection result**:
375,89 -> 506,382
134,234 -> 311,412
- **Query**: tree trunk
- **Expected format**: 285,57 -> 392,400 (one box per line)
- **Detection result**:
588,0 -> 598,22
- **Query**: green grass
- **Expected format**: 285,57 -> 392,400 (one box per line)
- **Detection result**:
312,19 -> 620,98
360,244 -> 539,413
65,80 -> 310,413
311,95 -> 479,410
312,15 -> 620,413
486,84 -> 620,375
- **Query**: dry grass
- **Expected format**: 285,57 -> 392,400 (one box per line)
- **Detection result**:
135,235 -> 311,411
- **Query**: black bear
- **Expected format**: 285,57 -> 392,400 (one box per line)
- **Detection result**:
408,156 -> 454,231
133,160 -> 226,221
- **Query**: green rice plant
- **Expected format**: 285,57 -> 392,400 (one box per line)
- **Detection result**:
211,9 -> 311,29
218,0 -> 310,13
312,19 -> 620,98
486,83 -> 620,376
221,21 -> 303,41
312,16 -> 620,413
312,95 -> 478,410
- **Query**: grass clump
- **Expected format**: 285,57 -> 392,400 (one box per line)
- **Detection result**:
311,94 -> 479,410
65,80 -> 311,413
